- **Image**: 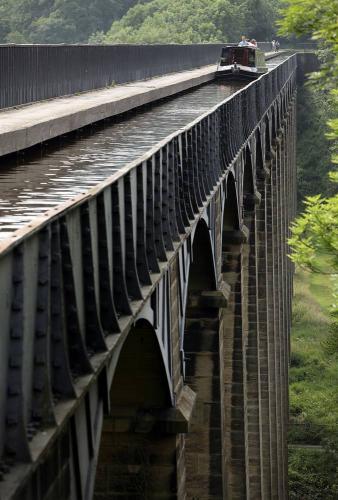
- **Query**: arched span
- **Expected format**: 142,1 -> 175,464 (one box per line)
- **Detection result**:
256,129 -> 265,171
276,98 -> 282,132
264,115 -> 272,161
184,219 -> 223,498
107,293 -> 173,404
94,319 -> 175,498
271,105 -> 277,142
223,173 -> 240,232
221,166 -> 251,498
243,146 -> 255,198
110,319 -> 172,410
177,220 -> 217,350
189,219 -> 216,293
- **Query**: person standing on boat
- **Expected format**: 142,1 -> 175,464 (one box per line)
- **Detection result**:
238,35 -> 250,46
275,40 -> 280,51
271,40 -> 276,51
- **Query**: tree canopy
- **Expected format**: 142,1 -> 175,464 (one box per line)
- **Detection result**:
0,0 -> 282,44
288,174 -> 338,276
0,0 -> 140,43
279,0 -> 338,278
296,86 -> 333,207
95,0 -> 280,44
279,0 -> 337,92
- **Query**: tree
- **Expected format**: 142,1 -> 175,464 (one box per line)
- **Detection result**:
279,0 -> 338,152
244,0 -> 280,40
0,0 -> 141,43
0,0 -> 283,44
99,0 -> 281,45
279,0 -> 338,277
280,5 -> 338,494
288,173 -> 338,275
296,85 -> 333,206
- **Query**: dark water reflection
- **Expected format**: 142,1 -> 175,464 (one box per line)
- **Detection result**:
0,55 -> 289,239
0,82 -> 244,239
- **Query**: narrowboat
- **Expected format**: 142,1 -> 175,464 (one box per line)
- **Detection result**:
216,45 -> 268,80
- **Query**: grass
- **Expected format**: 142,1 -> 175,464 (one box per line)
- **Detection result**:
290,265 -> 338,427
289,264 -> 338,498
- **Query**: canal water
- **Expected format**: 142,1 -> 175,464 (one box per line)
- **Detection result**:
0,55 -> 289,239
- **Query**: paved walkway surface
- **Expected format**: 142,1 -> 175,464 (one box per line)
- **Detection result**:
0,65 -> 216,157
0,50 -> 287,158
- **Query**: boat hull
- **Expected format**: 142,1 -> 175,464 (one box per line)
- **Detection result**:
215,67 -> 264,81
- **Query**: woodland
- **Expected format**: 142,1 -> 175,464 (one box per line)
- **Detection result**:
0,0 -> 280,44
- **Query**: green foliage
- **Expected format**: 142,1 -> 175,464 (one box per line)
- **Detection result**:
0,0 -> 140,43
244,0 -> 280,40
296,85 -> 333,206
279,0 -> 338,93
100,0 -> 240,44
322,315 -> 338,357
289,268 -> 338,498
0,0 -> 282,44
99,0 -> 281,44
289,447 -> 338,499
288,189 -> 338,275
280,0 -> 338,286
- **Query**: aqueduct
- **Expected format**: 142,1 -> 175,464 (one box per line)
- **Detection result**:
0,50 -> 301,499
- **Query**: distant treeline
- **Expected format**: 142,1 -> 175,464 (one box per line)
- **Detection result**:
297,85 -> 334,208
0,0 -> 281,44
0,0 -> 139,43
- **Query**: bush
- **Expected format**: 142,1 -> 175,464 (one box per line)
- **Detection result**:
322,318 -> 338,357
289,447 -> 338,499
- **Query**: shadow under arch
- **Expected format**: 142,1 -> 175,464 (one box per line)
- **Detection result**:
254,121 -> 275,499
110,319 -> 172,410
243,147 -> 255,199
188,219 -> 216,293
256,128 -> 265,172
94,319 -> 177,499
242,140 -> 262,487
183,219 -> 225,498
271,105 -> 277,144
223,173 -> 240,232
264,115 -> 272,162
220,168 -> 249,498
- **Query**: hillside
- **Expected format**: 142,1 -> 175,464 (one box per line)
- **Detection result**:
0,0 -> 280,44
0,0 -> 140,43
96,0 -> 279,44
289,265 -> 338,498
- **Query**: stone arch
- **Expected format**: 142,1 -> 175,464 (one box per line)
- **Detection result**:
94,320 -> 178,499
276,98 -> 282,133
221,173 -> 248,499
183,219 -> 225,499
254,124 -> 274,498
243,147 -> 255,201
188,219 -> 216,293
264,115 -> 272,162
271,105 -> 277,143
223,173 -> 240,232
241,140 -> 263,499
110,319 -> 171,410
256,129 -> 265,172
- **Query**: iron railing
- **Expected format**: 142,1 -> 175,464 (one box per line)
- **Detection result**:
0,42 -> 275,110
0,44 -> 225,109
